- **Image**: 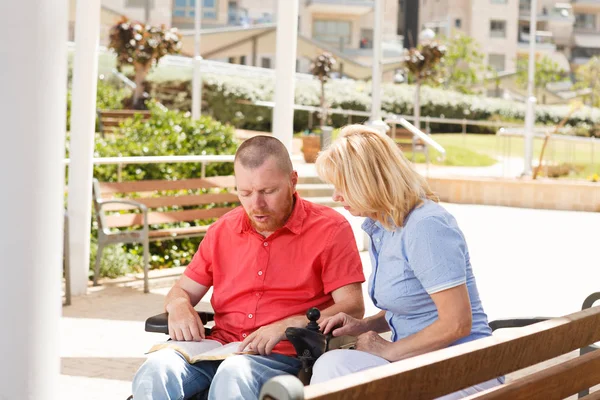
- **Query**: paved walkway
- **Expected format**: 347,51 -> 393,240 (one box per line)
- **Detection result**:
60,202 -> 600,399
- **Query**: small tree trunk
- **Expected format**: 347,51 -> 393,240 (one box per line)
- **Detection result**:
132,62 -> 151,109
414,80 -> 421,131
320,77 -> 327,127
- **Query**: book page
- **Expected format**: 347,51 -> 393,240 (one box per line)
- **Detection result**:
147,340 -> 256,363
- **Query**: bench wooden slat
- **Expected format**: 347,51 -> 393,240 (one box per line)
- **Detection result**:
101,193 -> 239,211
466,347 -> 600,400
104,207 -> 234,228
303,306 -> 600,400
99,176 -> 236,195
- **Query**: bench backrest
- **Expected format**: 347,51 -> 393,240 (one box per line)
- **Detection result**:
93,176 -> 238,230
298,306 -> 600,400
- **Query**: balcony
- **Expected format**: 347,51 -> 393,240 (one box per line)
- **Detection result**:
518,30 -> 557,51
306,0 -> 373,15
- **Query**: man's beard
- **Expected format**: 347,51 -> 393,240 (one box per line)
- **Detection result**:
249,191 -> 294,233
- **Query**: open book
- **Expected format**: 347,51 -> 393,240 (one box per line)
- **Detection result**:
147,339 -> 257,363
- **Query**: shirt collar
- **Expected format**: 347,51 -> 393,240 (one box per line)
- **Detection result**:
239,192 -> 305,236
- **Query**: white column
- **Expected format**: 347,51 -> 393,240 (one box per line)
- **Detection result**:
366,0 -> 388,134
192,0 -> 203,120
272,0 -> 299,152
0,0 -> 68,397
523,0 -> 537,176
68,0 -> 101,295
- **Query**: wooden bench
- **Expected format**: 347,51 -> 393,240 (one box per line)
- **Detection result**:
385,119 -> 429,163
92,176 -> 238,293
97,109 -> 151,135
259,300 -> 600,400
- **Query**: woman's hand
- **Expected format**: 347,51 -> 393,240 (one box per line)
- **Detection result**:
355,331 -> 393,360
320,312 -> 369,337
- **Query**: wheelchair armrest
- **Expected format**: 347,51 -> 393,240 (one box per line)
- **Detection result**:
145,311 -> 215,335
489,317 -> 551,332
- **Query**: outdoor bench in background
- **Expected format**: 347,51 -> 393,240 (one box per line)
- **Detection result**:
92,175 -> 238,293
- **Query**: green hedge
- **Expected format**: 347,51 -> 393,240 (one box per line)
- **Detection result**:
150,75 -> 600,135
85,103 -> 238,277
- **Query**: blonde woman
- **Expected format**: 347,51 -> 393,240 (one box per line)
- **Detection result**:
310,125 -> 502,398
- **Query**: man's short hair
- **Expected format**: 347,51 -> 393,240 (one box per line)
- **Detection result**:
234,135 -> 293,174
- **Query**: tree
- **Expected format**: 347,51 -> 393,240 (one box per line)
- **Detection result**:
575,56 -> 600,107
436,31 -> 488,94
310,52 -> 336,127
403,42 -> 446,130
109,17 -> 182,109
516,55 -> 566,103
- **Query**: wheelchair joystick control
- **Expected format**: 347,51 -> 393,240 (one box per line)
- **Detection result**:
306,308 -> 321,332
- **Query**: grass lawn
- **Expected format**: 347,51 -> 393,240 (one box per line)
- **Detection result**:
428,133 -> 600,179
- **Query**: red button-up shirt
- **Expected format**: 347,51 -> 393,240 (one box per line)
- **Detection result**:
184,193 -> 365,356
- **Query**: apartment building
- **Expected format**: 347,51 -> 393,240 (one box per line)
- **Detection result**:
418,0 -> 521,72
417,0 -> 599,73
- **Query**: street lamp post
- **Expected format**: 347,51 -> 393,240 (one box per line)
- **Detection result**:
523,0 -> 538,176
192,0 -> 203,120
366,0 -> 388,134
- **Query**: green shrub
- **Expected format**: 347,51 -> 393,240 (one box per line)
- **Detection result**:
66,79 -> 130,131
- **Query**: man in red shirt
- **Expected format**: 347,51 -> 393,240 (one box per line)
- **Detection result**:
132,136 -> 365,399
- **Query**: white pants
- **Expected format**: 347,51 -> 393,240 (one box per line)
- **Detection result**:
311,349 -> 503,399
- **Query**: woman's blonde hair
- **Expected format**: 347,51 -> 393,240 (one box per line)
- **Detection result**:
315,124 -> 438,230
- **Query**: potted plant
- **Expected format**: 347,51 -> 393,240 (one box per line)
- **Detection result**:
302,52 -> 336,163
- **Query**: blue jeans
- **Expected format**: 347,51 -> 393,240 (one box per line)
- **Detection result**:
132,349 -> 302,400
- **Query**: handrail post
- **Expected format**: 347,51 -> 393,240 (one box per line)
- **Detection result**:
201,162 -> 207,178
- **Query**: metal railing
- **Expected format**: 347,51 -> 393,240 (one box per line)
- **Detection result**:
497,127 -> 600,176
64,155 -> 235,181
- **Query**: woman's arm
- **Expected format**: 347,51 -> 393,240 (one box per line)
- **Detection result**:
356,284 -> 472,362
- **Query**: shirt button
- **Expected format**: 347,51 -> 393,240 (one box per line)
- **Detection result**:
242,333 -> 247,338
263,242 -> 268,247
375,238 -> 380,242
248,313 -> 253,319
256,292 -> 261,297
258,270 -> 263,276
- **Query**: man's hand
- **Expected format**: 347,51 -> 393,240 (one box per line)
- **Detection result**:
320,312 -> 368,337
355,331 -> 393,360
237,322 -> 287,355
167,298 -> 206,342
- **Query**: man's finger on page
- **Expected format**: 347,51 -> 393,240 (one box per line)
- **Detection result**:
182,326 -> 193,341
189,323 -> 202,342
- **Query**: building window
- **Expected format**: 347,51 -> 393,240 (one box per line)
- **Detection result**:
360,28 -> 373,48
126,0 -> 155,7
491,0 -> 507,3
313,20 -> 352,46
261,57 -> 271,69
489,53 -> 506,71
173,0 -> 218,20
575,14 -> 596,30
240,55 -> 246,65
519,0 -> 531,11
455,18 -> 461,28
490,20 -> 507,38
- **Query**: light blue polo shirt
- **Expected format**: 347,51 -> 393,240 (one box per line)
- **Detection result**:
362,200 -> 492,346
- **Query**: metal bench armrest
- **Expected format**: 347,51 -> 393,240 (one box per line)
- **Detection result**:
96,198 -> 148,213
489,317 -> 551,332
145,311 -> 215,335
